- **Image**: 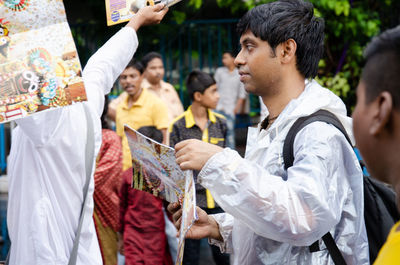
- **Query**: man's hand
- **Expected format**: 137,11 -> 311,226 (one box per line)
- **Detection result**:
175,139 -> 224,171
126,3 -> 169,31
167,202 -> 223,241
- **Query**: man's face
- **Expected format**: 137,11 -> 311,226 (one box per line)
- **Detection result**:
353,81 -> 382,180
222,53 -> 235,68
145,58 -> 165,84
119,67 -> 143,97
235,31 -> 281,97
198,84 -> 219,110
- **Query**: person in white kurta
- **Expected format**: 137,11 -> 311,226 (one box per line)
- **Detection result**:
6,5 -> 168,265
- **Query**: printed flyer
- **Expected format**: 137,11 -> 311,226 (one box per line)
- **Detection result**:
0,0 -> 86,124
125,125 -> 198,265
105,0 -> 183,26
175,171 -> 197,265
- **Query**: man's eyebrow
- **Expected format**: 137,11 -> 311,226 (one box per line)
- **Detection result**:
241,37 -> 256,45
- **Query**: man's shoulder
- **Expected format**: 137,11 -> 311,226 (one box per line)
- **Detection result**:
171,112 -> 186,127
169,112 -> 186,133
161,80 -> 176,90
212,111 -> 227,121
215,67 -> 226,74
144,89 -> 166,105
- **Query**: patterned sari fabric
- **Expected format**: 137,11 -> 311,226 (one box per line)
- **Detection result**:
94,129 -> 123,265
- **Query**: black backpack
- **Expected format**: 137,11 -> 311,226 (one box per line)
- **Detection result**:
282,109 -> 400,264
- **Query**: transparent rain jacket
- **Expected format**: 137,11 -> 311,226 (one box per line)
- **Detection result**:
197,80 -> 370,265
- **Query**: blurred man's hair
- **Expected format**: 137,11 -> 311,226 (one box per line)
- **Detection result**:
141,52 -> 163,69
237,0 -> 325,79
125,58 -> 144,74
138,126 -> 163,143
362,25 -> 400,109
223,50 -> 236,58
186,70 -> 216,101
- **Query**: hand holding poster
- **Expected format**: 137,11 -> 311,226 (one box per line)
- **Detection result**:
124,125 -> 198,265
106,0 -> 183,26
0,0 -> 86,123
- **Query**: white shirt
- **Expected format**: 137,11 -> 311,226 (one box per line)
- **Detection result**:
214,67 -> 246,116
200,80 -> 370,265
7,27 -> 138,265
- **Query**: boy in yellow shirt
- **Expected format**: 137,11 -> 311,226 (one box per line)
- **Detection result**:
352,25 -> 400,264
169,70 -> 229,265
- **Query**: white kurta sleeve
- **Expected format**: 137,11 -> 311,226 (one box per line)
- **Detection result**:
198,122 -> 358,246
82,26 -> 139,116
15,27 -> 139,145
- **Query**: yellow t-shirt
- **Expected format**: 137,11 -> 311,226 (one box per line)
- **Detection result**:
374,221 -> 400,265
116,88 -> 169,170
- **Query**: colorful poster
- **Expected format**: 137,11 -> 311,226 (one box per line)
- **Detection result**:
105,0 -> 183,26
125,125 -> 198,265
176,171 -> 197,265
0,0 -> 86,123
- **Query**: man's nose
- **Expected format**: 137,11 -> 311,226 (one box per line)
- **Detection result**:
234,50 -> 245,67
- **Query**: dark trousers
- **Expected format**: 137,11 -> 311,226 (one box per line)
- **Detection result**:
182,207 -> 230,265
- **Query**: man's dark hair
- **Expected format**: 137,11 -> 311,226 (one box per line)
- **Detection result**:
125,58 -> 144,74
142,52 -> 163,69
138,126 -> 163,143
186,70 -> 216,101
236,0 -> 325,79
223,51 -> 236,58
362,25 -> 400,109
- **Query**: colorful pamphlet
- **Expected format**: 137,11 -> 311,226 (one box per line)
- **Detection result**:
0,0 -> 86,124
125,125 -> 198,265
105,0 -> 183,26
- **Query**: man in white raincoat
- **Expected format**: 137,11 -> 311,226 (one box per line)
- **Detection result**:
6,5 -> 168,265
169,1 -> 369,264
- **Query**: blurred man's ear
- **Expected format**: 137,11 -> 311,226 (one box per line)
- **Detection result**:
370,91 -> 393,136
193,91 -> 203,102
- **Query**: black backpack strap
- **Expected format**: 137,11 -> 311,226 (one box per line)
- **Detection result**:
283,109 -> 352,169
283,109 -> 350,265
322,233 -> 348,265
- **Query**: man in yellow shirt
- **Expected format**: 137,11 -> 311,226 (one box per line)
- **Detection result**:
115,58 -> 169,170
352,25 -> 400,264
108,52 -> 183,123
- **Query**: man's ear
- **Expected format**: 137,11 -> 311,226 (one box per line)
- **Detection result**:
279,39 -> 297,64
193,91 -> 202,102
370,91 -> 393,135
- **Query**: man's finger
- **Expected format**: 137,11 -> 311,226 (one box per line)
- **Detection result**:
153,3 -> 166,11
175,139 -> 199,152
174,140 -> 189,153
167,202 -> 180,214
172,208 -> 183,223
175,215 -> 182,231
175,152 -> 188,166
179,161 -> 192,171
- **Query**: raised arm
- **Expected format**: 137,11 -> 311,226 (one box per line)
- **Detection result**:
83,4 -> 169,116
15,4 -> 169,144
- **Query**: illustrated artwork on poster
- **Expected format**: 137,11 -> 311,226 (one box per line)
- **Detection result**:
105,0 -> 184,26
175,172 -> 197,265
0,0 -> 86,123
124,125 -> 198,265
